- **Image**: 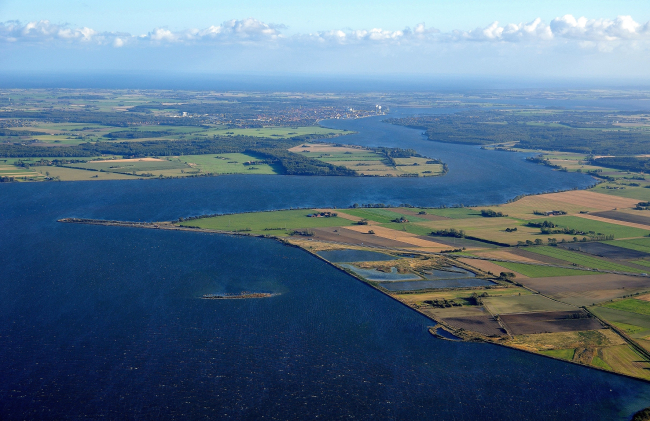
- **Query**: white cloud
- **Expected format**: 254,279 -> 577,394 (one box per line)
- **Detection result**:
140,18 -> 284,44
0,20 -> 127,45
550,15 -> 645,41
1,15 -> 649,51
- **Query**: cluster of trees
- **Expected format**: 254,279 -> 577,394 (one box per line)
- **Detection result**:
481,209 -> 507,217
527,221 -> 591,235
527,220 -> 557,229
424,298 -> 462,308
0,129 -> 34,137
103,130 -> 173,139
636,201 -> 650,210
14,158 -> 86,167
387,111 -> 650,155
431,228 -> 465,238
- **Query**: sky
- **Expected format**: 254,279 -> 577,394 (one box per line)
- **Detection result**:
1,0 -> 650,84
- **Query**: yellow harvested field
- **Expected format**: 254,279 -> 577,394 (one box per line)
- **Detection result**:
506,329 -> 625,352
601,345 -> 650,380
636,293 -> 650,302
531,190 -> 638,210
344,225 -> 449,249
473,250 -> 542,263
574,213 -> 650,231
481,191 -> 638,220
457,258 -> 528,278
92,157 -> 165,163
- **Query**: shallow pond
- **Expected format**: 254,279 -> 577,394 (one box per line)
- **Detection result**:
338,264 -> 422,281
380,278 -> 497,291
316,249 -> 398,263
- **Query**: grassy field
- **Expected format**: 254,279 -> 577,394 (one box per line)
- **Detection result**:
602,298 -> 650,316
341,208 -> 429,224
591,356 -> 612,370
495,261 -> 595,277
538,348 -> 575,361
379,222 -> 434,237
610,322 -> 648,335
589,306 -> 650,338
601,345 -> 650,380
591,183 -> 650,201
424,208 -> 484,219
178,209 -> 352,235
530,215 -> 650,239
525,246 -> 645,273
396,286 -> 532,307
0,164 -> 42,180
173,153 -> 282,175
605,238 -> 650,254
33,166 -> 140,181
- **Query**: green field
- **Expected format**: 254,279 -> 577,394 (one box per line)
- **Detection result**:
589,306 -> 650,338
379,222 -> 434,237
591,356 -> 612,370
610,321 -> 647,335
426,208 -> 484,219
526,246 -> 645,273
591,183 -> 650,200
530,216 -> 650,239
538,348 -> 575,361
495,261 -> 594,278
174,153 -> 282,175
602,298 -> 650,316
605,238 -> 650,254
342,208 -> 429,224
179,209 -> 352,235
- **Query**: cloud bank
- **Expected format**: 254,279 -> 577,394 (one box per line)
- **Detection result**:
1,15 -> 649,50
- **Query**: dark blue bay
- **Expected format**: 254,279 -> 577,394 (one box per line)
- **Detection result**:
1,108 -> 649,419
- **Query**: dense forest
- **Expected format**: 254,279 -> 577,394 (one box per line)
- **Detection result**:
591,156 -> 650,173
387,111 -> 650,155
